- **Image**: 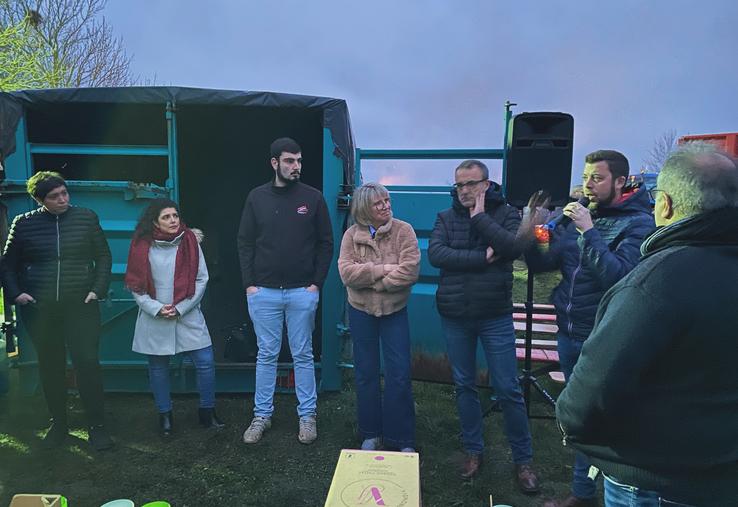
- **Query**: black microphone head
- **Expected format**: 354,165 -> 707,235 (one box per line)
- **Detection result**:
545,195 -> 591,230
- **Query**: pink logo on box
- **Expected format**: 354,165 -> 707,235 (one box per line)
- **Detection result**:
358,485 -> 386,505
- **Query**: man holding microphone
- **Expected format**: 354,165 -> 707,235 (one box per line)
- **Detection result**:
519,150 -> 654,507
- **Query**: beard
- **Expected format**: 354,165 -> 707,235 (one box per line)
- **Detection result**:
276,164 -> 300,186
591,183 -> 617,209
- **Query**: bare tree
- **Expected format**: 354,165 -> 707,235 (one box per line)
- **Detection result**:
0,0 -> 134,88
643,129 -> 679,173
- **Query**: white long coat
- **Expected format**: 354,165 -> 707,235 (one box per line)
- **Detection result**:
131,234 -> 211,356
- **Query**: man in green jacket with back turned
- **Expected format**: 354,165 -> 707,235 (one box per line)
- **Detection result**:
556,143 -> 738,506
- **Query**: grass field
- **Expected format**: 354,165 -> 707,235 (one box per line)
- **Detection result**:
0,268 -> 604,507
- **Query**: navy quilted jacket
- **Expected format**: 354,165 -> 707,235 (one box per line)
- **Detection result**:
526,185 -> 655,340
428,184 -> 521,319
1,206 -> 112,304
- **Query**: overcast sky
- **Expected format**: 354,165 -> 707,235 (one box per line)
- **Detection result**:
105,0 -> 738,186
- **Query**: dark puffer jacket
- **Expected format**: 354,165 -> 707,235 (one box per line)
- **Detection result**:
1,206 -> 112,304
526,185 -> 655,340
428,184 -> 521,319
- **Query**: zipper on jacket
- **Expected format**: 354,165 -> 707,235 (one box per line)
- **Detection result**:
565,248 -> 585,336
56,215 -> 61,301
558,420 -> 568,446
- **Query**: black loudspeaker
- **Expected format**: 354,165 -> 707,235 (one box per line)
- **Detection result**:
504,112 -> 574,207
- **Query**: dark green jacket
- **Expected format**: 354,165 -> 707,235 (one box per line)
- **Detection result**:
556,206 -> 738,506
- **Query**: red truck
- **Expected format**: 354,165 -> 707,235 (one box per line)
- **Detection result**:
678,132 -> 738,157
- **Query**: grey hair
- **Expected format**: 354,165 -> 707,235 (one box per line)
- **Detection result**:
455,159 -> 489,179
351,182 -> 390,226
658,141 -> 738,217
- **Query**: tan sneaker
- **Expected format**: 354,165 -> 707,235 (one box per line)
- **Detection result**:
242,416 -> 271,444
298,415 -> 317,444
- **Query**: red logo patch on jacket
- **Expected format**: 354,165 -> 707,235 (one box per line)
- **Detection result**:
297,205 -> 309,215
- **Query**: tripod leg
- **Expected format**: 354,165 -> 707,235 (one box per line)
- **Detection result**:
529,377 -> 557,407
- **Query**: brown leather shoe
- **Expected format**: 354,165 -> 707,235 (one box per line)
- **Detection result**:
460,453 -> 483,480
541,494 -> 597,507
515,463 -> 541,494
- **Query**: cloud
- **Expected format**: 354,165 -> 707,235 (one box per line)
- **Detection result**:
105,0 -> 738,186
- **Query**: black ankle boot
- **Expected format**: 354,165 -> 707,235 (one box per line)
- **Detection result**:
198,407 -> 225,429
88,424 -> 115,451
159,411 -> 173,437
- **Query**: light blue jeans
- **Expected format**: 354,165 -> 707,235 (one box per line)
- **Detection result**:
147,345 -> 216,413
604,475 -> 695,507
248,287 -> 319,419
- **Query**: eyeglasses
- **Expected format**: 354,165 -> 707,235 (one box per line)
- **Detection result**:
647,187 -> 665,201
372,198 -> 391,210
453,179 -> 487,190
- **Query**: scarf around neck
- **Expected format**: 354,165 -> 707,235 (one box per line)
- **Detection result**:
124,223 -> 199,305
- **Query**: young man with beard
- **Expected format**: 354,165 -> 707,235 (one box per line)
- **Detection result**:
237,137 -> 333,445
519,150 -> 654,507
556,144 -> 738,506
428,160 -> 541,494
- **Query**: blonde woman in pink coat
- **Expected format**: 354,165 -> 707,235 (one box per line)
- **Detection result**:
338,183 -> 420,452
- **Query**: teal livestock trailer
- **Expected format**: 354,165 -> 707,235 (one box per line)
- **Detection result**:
0,86 -> 354,394
0,87 -> 519,394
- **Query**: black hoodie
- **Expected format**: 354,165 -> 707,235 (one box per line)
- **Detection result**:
428,183 -> 521,319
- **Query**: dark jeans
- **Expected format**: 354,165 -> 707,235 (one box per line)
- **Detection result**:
442,314 -> 533,463
349,305 -> 415,449
20,300 -> 105,426
558,333 -> 596,499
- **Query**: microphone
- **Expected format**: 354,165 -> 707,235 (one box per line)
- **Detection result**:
544,196 -> 590,230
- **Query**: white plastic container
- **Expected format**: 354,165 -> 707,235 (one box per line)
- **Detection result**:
100,500 -> 135,507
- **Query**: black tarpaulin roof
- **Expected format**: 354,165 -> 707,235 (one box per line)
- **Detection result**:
0,86 -> 355,183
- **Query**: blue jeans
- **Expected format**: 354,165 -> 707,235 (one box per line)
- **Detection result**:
604,475 -> 695,507
349,305 -> 415,449
148,345 -> 216,413
441,314 -> 533,463
248,287 -> 318,418
558,333 -> 596,499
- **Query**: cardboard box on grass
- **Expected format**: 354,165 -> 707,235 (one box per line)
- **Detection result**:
9,494 -> 67,507
325,449 -> 420,507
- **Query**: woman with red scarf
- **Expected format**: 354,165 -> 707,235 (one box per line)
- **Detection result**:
125,198 -> 223,436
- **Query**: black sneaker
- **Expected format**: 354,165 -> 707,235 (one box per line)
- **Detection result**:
88,425 -> 115,451
41,421 -> 69,449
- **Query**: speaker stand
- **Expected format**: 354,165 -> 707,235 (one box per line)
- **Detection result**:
519,267 -> 557,419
